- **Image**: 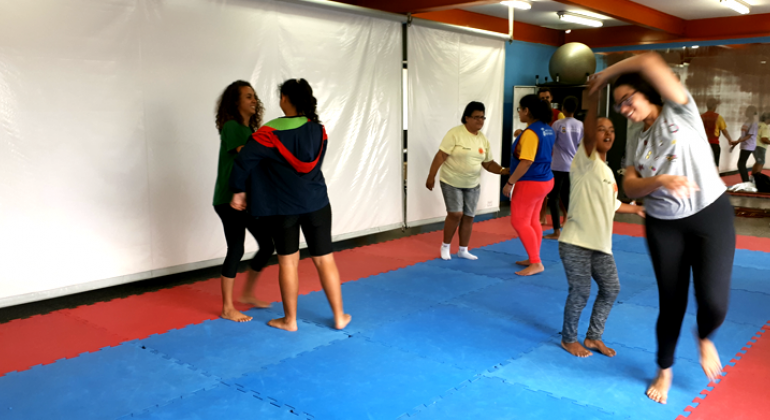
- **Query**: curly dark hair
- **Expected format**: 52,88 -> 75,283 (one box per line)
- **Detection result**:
279,78 -> 320,124
215,80 -> 263,133
519,94 -> 552,125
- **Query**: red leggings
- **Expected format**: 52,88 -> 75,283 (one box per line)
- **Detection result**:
509,179 -> 554,264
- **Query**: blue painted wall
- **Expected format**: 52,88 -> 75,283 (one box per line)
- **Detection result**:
502,40 -> 558,144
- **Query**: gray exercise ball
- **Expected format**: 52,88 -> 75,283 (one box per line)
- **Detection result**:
549,42 -> 596,85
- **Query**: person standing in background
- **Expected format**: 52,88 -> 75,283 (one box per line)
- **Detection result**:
213,80 -> 275,323
730,106 -> 758,183
544,96 -> 583,240
751,112 -> 769,177
503,95 -> 555,276
700,98 -> 733,171
538,87 -> 566,125
426,102 -> 509,261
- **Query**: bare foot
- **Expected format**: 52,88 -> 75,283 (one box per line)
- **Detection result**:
540,216 -> 547,225
698,338 -> 723,381
584,338 -> 616,357
221,307 -> 252,323
646,368 -> 672,404
515,259 -> 531,266
543,231 -> 560,240
335,314 -> 352,330
239,295 -> 272,309
562,340 -> 593,357
516,263 -> 544,276
267,317 -> 298,332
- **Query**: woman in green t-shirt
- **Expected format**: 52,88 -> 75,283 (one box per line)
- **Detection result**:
213,80 -> 275,323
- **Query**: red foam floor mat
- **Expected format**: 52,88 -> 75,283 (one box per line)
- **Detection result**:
683,322 -> 770,420
61,286 -> 235,341
0,312 -> 124,376
186,262 -> 322,303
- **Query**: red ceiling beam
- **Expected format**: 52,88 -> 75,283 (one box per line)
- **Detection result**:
413,10 -> 564,46
686,13 -> 770,40
554,0 -> 685,35
341,0 -> 499,14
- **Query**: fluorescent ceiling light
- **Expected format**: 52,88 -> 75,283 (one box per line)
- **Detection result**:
692,45 -> 700,49
572,10 -> 611,20
501,1 -> 532,10
557,11 -> 603,28
720,0 -> 751,15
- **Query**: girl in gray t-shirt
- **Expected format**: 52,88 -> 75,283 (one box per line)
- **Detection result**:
588,52 -> 735,406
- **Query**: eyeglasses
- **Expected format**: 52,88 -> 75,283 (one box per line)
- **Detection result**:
613,91 -> 637,113
469,116 -> 486,120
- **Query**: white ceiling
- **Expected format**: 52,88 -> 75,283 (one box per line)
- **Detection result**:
463,0 -> 770,31
630,0 -> 770,20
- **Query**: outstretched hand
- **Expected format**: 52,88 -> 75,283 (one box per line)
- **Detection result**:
588,71 -> 610,96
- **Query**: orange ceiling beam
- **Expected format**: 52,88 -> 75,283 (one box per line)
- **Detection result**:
567,13 -> 770,49
413,10 -> 564,46
343,0 -> 499,14
685,13 -> 770,40
554,0 -> 685,35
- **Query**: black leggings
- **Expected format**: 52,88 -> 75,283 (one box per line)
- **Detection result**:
710,143 -> 721,168
214,204 -> 275,278
645,193 -> 735,369
738,149 -> 753,182
548,170 -> 571,230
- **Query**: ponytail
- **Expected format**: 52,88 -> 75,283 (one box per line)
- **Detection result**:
279,78 -> 320,124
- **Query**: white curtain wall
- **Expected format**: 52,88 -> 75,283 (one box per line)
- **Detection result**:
0,0 -> 403,306
406,24 -> 506,226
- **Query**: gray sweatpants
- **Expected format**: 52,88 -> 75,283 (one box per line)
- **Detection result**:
559,242 -> 620,343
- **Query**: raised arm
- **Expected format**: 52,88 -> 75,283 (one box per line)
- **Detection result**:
589,52 -> 687,105
582,90 -> 600,157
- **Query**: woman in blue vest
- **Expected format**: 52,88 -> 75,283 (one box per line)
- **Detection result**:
502,95 -> 555,276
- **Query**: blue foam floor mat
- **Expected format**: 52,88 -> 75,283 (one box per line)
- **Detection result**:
4,234 -> 769,420
420,249 -> 564,281
601,302 -> 760,366
124,384 -> 301,420
405,376 -> 617,420
448,282 -> 569,335
625,287 -> 770,326
234,336 -> 475,420
0,344 -> 219,420
367,303 -> 556,372
481,238 -> 561,261
362,263 -> 501,303
295,280 -> 428,334
486,337 -> 710,419
137,310 -> 348,380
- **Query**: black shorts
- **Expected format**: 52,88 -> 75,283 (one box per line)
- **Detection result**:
265,204 -> 333,256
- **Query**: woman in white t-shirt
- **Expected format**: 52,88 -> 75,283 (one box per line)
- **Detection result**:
589,52 -> 736,405
730,106 -> 758,183
559,92 -> 645,359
